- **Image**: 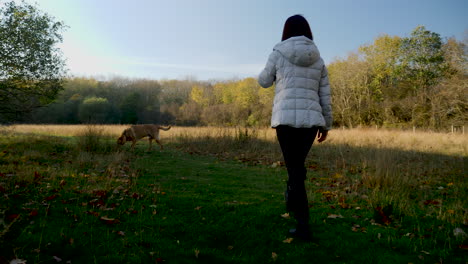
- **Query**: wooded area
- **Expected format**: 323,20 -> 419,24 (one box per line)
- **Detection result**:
27,26 -> 467,129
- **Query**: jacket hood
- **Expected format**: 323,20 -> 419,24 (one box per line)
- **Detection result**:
273,36 -> 320,67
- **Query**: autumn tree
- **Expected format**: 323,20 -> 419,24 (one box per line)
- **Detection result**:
0,0 -> 67,121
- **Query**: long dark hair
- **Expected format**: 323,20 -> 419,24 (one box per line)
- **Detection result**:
281,14 -> 313,41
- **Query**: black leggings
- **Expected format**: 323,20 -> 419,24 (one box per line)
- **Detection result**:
276,125 -> 318,215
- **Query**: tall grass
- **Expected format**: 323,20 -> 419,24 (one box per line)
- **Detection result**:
74,125 -> 115,153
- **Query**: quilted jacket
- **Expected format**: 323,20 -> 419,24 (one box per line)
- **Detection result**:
258,36 -> 332,130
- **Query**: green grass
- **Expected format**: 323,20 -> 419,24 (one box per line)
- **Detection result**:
0,131 -> 467,263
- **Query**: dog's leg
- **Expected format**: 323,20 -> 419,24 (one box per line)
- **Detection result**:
148,138 -> 153,151
155,139 -> 163,150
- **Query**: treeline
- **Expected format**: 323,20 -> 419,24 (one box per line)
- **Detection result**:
30,77 -> 274,126
29,26 -> 467,129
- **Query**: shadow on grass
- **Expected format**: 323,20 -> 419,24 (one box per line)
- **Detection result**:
0,132 -> 466,263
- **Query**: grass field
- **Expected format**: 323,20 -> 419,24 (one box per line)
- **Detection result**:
0,125 -> 467,263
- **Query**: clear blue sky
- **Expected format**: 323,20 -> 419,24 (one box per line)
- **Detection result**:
20,0 -> 468,80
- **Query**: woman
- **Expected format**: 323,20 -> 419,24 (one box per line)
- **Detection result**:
258,14 -> 332,241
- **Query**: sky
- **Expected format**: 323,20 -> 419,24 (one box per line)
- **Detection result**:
14,0 -> 468,81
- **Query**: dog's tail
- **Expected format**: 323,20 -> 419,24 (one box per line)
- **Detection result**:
159,125 -> 171,131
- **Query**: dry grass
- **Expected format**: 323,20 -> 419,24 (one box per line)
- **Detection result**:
7,125 -> 467,157
6,124 -> 127,137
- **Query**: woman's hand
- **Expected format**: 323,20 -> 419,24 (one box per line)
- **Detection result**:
317,128 -> 328,143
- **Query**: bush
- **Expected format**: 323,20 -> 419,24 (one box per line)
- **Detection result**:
75,125 -> 114,153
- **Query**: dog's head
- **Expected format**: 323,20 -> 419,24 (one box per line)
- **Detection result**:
117,129 -> 133,145
117,135 -> 126,145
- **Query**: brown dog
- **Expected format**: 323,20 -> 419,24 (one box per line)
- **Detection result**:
117,124 -> 171,150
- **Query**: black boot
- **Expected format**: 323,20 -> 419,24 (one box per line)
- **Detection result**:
289,206 -> 311,241
286,179 -> 311,241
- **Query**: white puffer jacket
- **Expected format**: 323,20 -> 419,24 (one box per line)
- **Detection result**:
258,36 -> 332,130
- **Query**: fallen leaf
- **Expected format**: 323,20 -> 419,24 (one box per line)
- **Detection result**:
282,237 -> 294,243
333,173 -> 343,179
453,227 -> 467,238
280,213 -> 290,219
7,214 -> 20,221
327,214 -> 344,219
423,200 -> 440,206
45,194 -> 58,201
374,206 -> 391,225
100,216 -> 119,225
194,249 -> 200,258
194,206 -> 202,210
29,209 -> 38,217
59,180 -> 66,187
272,252 -> 278,261
9,259 -> 27,264
85,211 -> 99,217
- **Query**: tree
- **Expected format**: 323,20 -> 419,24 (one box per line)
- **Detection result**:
328,53 -> 373,127
397,26 -> 452,126
0,1 -> 67,121
120,92 -> 141,124
78,97 -> 111,124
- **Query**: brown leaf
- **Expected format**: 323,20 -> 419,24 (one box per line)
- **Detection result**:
100,216 -> 119,225
282,237 -> 294,243
59,180 -> 67,187
7,214 -> 20,221
374,206 -> 391,225
272,252 -> 278,261
423,199 -> 440,206
92,190 -> 108,198
34,171 -> 43,181
29,209 -> 38,217
85,211 -> 100,217
280,213 -> 290,219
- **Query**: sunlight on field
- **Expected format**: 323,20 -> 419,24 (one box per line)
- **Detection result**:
6,125 -> 466,157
